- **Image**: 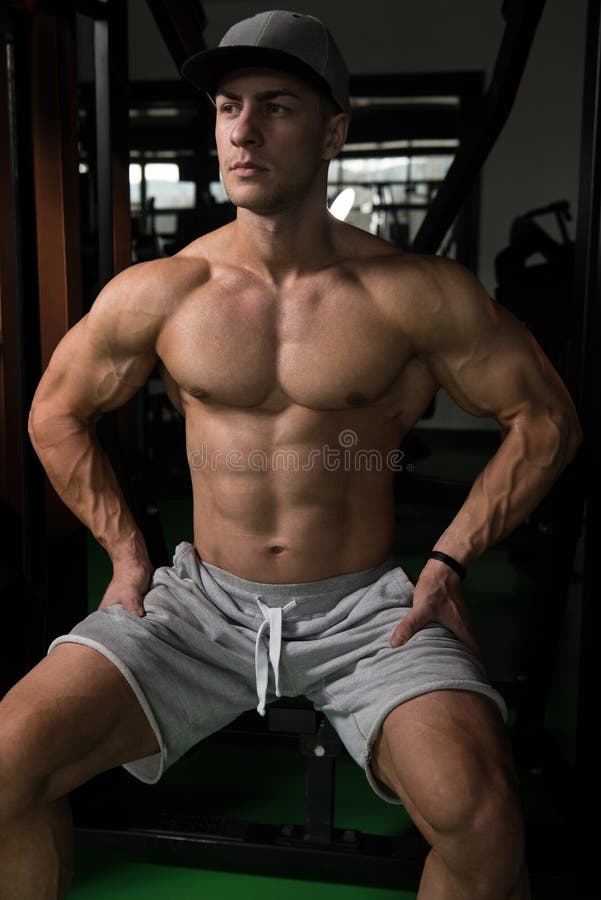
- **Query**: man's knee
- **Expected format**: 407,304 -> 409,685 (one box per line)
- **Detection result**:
0,643 -> 159,818
373,717 -> 518,830
0,705 -> 52,826
420,751 -> 523,840
375,693 -> 521,834
384,732 -> 526,899
0,663 -> 82,825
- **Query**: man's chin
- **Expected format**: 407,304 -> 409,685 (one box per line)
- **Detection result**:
227,191 -> 285,214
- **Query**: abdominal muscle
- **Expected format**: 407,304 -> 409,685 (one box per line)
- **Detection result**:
187,404 -> 401,583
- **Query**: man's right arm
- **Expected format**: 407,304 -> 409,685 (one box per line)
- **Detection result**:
28,262 -> 166,614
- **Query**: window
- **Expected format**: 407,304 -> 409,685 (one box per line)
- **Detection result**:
327,148 -> 456,249
129,161 -> 197,235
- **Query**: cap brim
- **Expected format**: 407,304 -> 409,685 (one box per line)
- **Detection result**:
181,45 -> 335,105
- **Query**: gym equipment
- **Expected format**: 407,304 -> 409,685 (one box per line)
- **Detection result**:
494,200 -> 574,374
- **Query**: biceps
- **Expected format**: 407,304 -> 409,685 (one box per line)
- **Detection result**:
421,312 -> 573,428
31,318 -> 157,423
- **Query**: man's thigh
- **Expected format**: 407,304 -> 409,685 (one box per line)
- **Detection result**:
0,642 -> 159,805
371,689 -> 517,830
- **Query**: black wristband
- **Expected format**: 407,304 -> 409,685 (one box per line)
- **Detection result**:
428,551 -> 467,581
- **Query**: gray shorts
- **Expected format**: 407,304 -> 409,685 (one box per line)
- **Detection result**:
48,541 -> 507,805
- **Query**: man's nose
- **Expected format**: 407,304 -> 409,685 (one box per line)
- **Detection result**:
230,107 -> 262,146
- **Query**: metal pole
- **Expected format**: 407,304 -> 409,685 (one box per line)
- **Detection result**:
94,0 -> 113,288
572,0 -> 601,858
0,6 -> 43,683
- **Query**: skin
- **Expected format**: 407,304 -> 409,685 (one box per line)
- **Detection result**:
0,67 -> 582,899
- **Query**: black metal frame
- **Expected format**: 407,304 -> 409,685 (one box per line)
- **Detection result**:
93,0 -> 130,286
0,5 -> 45,687
572,0 -> 601,862
93,0 -> 113,287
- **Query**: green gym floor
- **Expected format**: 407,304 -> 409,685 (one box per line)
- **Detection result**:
68,429 -> 585,899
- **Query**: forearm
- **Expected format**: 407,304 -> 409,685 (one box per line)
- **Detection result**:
428,410 -> 582,570
28,409 -> 150,568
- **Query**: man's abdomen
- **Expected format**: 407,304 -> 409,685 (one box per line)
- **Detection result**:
190,467 -> 397,583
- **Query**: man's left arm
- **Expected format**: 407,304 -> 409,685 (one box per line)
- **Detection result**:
390,256 -> 583,653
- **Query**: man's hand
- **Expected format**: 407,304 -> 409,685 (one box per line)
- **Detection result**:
389,562 -> 484,661
98,560 -> 154,617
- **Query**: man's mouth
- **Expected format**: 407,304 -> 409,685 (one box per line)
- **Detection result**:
232,161 -> 268,176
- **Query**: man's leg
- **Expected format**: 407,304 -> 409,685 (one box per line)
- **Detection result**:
370,690 -> 529,900
0,642 -> 160,900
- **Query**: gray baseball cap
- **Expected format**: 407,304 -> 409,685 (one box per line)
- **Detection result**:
181,9 -> 351,115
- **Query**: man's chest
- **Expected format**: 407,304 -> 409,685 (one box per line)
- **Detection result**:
156,278 -> 416,413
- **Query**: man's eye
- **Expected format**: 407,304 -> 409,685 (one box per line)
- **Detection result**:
268,103 -> 285,113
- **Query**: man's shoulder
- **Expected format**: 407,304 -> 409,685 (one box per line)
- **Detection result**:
357,245 -> 466,283
99,248 -> 213,314
356,246 -> 485,309
83,252 -> 212,352
337,227 -> 460,285
345,238 -> 444,302
129,249 -> 212,297
345,240 -> 494,350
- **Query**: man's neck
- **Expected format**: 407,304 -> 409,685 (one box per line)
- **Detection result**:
232,206 -> 340,286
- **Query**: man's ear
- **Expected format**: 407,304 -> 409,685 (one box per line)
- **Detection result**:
322,113 -> 350,160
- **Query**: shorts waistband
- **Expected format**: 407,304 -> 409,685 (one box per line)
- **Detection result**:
192,547 -> 395,604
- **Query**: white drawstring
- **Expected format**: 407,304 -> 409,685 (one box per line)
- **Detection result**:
254,598 -> 294,716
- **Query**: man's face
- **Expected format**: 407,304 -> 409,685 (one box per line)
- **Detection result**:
214,68 -> 336,213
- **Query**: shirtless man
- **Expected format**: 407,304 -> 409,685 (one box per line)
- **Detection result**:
0,10 -> 581,900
